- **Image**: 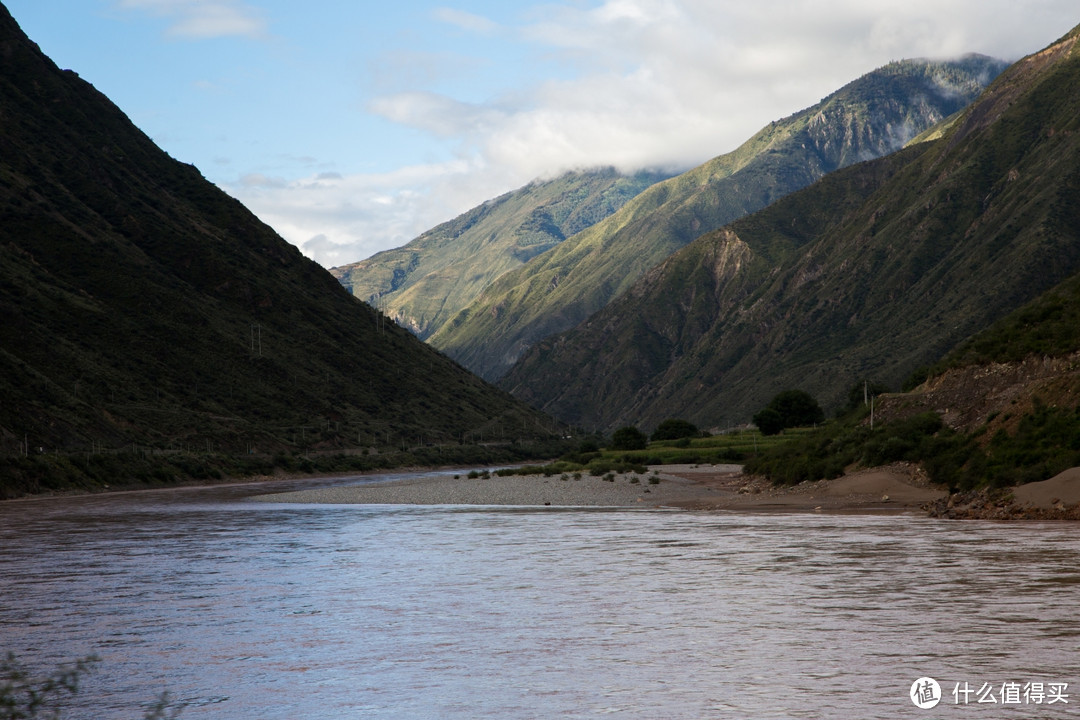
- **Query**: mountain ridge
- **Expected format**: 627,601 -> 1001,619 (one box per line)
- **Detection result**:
430,55 -> 1008,381
501,26 -> 1080,432
0,2 -> 552,467
331,167 -> 669,339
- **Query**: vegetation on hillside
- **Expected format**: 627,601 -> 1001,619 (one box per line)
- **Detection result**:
925,271 -> 1080,377
432,56 -> 1007,382
0,5 -> 560,496
331,168 -> 669,340
745,399 -> 1080,492
746,239 -> 1080,493
501,29 -> 1080,433
502,144 -> 925,431
0,438 -> 574,500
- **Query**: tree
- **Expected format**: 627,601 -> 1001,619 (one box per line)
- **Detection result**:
577,438 -> 600,453
610,426 -> 647,450
650,418 -> 699,441
753,390 -> 824,435
752,407 -> 785,436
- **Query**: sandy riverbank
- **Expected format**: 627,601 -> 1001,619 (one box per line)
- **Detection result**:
250,462 -> 949,513
251,467 -> 726,508
924,466 -> 1080,519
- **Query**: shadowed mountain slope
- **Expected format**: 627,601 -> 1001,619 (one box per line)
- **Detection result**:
331,167 -> 669,340
0,3 -> 550,460
501,26 -> 1080,432
430,56 -> 1007,381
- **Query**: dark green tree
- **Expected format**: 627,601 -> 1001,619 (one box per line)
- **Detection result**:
650,418 -> 699,441
610,426 -> 648,450
753,407 -> 785,436
577,438 -> 600,453
753,390 -> 824,435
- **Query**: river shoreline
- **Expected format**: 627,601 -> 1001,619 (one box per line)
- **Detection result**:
10,460 -> 1080,518
250,462 -> 950,514
251,462 -> 1080,518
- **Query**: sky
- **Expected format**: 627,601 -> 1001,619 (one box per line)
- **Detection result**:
6,1 -> 1079,268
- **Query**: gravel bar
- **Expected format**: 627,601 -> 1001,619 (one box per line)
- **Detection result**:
248,469 -> 731,507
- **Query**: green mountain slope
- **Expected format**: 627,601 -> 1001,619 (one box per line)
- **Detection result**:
0,3 -> 551,464
502,26 -> 1080,432
331,167 -> 668,339
430,56 -> 1007,381
934,271 -> 1080,373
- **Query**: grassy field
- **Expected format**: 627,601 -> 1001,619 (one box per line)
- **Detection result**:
609,428 -> 814,465
492,427 -> 812,479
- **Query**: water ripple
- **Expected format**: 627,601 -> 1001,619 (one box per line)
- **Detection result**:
2,475 -> 1079,718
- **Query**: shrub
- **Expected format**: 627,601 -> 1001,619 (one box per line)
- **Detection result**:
610,426 -> 648,450
650,419 -> 699,441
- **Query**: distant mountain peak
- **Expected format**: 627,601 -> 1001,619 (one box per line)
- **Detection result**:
430,55 -> 1007,382
331,166 -> 670,339
499,25 -> 1080,432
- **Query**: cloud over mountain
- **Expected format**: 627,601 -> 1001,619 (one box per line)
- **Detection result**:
213,0 -> 1079,266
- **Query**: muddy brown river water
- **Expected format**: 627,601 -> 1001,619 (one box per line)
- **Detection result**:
2,470 -> 1078,718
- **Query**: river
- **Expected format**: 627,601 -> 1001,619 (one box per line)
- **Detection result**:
2,469 -> 1078,719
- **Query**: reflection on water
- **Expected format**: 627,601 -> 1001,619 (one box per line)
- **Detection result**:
2,471 -> 1079,719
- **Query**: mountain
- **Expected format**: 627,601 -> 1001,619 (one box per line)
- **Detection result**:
429,56 -> 1008,381
0,3 -> 551,467
331,167 -> 669,339
501,26 -> 1080,433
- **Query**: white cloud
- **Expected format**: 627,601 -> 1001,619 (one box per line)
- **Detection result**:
367,92 -> 508,139
367,50 -> 490,94
116,0 -> 266,39
433,7 -> 500,35
227,158 -> 523,268
240,173 -> 288,189
228,0 -> 1079,267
